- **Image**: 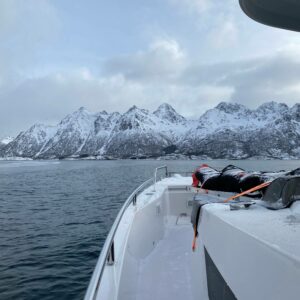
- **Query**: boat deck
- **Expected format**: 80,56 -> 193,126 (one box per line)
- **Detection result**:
136,215 -> 208,300
87,175 -> 300,300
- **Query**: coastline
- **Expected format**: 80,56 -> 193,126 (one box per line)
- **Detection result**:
0,154 -> 298,161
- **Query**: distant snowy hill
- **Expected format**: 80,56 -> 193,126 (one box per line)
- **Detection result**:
1,101 -> 300,159
0,136 -> 14,145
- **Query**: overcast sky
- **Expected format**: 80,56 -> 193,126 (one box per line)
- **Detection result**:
1,0 -> 300,137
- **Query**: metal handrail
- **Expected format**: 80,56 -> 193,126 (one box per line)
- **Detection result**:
84,177 -> 154,300
154,165 -> 168,191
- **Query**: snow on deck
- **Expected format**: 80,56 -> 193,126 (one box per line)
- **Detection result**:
136,216 -> 208,300
158,175 -> 193,186
204,201 -> 300,263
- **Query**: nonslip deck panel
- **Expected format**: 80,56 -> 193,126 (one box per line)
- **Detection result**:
136,226 -> 194,300
134,223 -> 208,300
204,248 -> 237,300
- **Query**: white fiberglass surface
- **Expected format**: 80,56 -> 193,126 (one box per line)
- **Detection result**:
205,200 -> 300,261
135,216 -> 208,300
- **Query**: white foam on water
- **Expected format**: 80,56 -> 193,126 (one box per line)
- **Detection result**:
0,160 -> 60,168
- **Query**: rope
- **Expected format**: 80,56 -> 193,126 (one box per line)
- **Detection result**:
224,181 -> 271,203
192,224 -> 197,251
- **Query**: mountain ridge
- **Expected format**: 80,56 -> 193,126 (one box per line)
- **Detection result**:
1,101 -> 300,160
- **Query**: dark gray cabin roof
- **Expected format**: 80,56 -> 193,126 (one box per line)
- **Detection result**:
239,0 -> 300,32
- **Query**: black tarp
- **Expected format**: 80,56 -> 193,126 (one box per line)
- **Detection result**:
263,176 -> 300,209
193,164 -> 300,195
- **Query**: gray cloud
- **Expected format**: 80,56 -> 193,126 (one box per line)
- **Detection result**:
211,52 -> 300,106
0,0 -> 59,87
103,39 -> 186,82
1,1 -> 300,139
2,41 -> 300,137
102,41 -> 300,109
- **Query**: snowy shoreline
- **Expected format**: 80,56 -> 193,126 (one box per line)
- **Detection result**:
0,154 -> 298,161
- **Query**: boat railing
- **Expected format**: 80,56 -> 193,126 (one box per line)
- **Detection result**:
84,176 -> 154,300
153,165 -> 168,191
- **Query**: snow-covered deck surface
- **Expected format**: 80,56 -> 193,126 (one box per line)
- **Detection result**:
205,201 -> 300,262
158,175 -> 193,186
135,215 -> 208,300
136,221 -> 193,300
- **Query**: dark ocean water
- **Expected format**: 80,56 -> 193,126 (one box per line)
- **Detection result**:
0,159 -> 299,300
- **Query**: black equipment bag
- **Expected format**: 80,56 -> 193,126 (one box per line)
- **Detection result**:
263,176 -> 300,209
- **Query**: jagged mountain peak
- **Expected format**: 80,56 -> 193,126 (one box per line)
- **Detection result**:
155,102 -> 175,111
126,105 -> 139,113
116,106 -> 155,131
71,106 -> 94,116
256,101 -> 289,113
95,110 -> 111,122
154,102 -> 186,124
254,101 -> 290,123
215,102 -> 249,114
59,107 -> 95,128
72,106 -> 95,116
74,106 -> 93,115
110,111 -> 121,117
94,111 -> 120,134
128,105 -> 137,111
126,105 -> 149,115
0,122 -> 57,158
199,102 -> 251,128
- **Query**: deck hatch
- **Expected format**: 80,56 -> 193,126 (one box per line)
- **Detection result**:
205,247 -> 237,300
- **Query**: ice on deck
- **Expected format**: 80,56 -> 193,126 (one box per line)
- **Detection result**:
203,200 -> 300,263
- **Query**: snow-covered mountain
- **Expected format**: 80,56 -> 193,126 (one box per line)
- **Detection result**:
153,103 -> 186,124
179,101 -> 300,159
3,124 -> 56,158
1,101 -> 300,159
0,136 -> 14,145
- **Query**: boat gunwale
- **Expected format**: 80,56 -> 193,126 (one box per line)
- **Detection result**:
84,177 -> 155,300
